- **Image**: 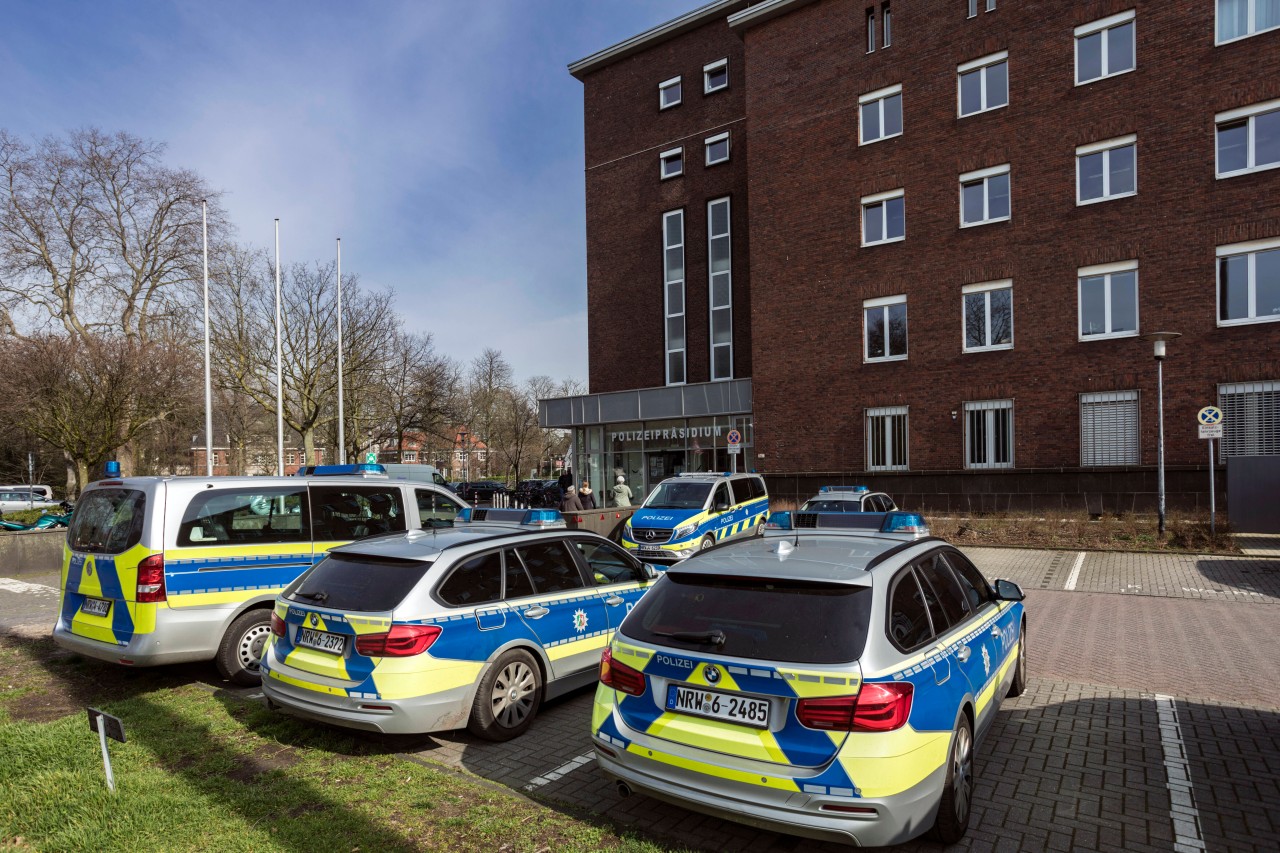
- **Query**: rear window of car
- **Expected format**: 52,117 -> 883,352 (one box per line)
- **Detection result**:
621,574 -> 873,664
285,553 -> 432,612
68,488 -> 147,554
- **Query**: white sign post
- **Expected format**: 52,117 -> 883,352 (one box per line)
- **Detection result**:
726,429 -> 742,474
1197,407 -> 1224,536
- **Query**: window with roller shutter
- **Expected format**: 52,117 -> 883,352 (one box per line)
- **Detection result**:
1080,391 -> 1139,466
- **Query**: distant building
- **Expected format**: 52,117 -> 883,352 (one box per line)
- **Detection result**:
543,0 -> 1280,512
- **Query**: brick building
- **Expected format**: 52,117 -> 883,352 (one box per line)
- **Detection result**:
542,0 -> 1280,515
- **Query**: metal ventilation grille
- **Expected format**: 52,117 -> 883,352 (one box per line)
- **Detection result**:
1219,381 -> 1280,457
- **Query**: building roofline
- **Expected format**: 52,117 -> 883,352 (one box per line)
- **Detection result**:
726,0 -> 820,30
568,0 -> 747,80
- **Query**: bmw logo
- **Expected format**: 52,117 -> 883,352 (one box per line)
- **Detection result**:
704,664 -> 720,684
309,613 -> 318,627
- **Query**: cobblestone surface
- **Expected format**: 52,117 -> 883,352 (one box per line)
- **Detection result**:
961,547 -> 1280,604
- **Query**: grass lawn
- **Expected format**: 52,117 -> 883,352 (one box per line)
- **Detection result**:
0,636 -> 673,853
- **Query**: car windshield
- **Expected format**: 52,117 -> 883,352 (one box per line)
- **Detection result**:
800,499 -> 862,512
643,481 -> 713,510
622,573 -> 873,664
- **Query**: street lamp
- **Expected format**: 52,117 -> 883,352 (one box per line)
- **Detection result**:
457,429 -> 468,483
1142,331 -> 1181,536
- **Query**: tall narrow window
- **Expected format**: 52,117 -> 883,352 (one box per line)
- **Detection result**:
965,400 -> 1013,469
968,0 -> 977,17
703,59 -> 729,94
1077,135 -> 1137,204
962,279 -> 1013,351
861,189 -> 906,245
1217,0 -> 1280,44
707,198 -> 733,381
882,2 -> 892,46
867,9 -> 876,53
958,52 -> 1009,117
1217,237 -> 1280,326
859,84 -> 903,144
1219,381 -> 1280,457
959,164 -> 1011,227
987,0 -> 996,9
1078,261 -> 1139,339
663,210 -> 686,385
1216,98 -> 1280,178
1075,11 -> 1136,85
867,406 -> 909,471
864,295 -> 908,362
1080,391 -> 1140,466
659,76 -> 682,110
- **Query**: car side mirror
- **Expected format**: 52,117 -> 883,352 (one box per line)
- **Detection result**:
713,500 -> 729,513
642,563 -> 661,580
994,579 -> 1025,602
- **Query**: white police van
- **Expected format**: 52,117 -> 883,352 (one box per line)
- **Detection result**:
620,472 -> 768,563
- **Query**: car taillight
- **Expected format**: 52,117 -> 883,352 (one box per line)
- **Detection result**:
354,624 -> 442,657
270,611 -> 285,637
135,554 -> 166,603
796,682 -> 913,732
599,646 -> 646,696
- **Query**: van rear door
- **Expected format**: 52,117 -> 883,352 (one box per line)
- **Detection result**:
61,486 -> 151,646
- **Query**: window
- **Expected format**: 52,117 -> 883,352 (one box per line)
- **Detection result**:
1216,98 -> 1280,178
286,452 -> 296,465
867,8 -> 876,52
708,197 -> 733,380
1077,135 -> 1137,204
438,552 -> 502,607
959,164 -> 1011,226
503,548 -> 535,599
703,59 -> 728,94
416,488 -> 461,529
659,76 -> 681,109
515,540 -> 585,594
705,131 -> 730,165
402,450 -> 417,463
988,0 -> 996,9
178,487 -> 308,546
915,553 -> 971,628
888,570 -> 934,650
861,189 -> 905,245
1217,237 -> 1280,325
1217,0 -> 1280,43
1080,390 -> 1139,466
859,84 -> 903,145
864,295 -> 908,361
962,279 -> 1013,351
69,488 -> 147,554
867,406 -> 908,471
1219,381 -> 1280,457
659,147 -> 683,180
311,485 -> 407,540
573,538 -> 644,586
1078,261 -> 1139,339
958,51 -> 1008,117
965,400 -> 1013,469
1075,11 -> 1136,85
944,551 -> 995,610
663,210 -> 686,385
968,0 -> 997,15
882,2 -> 892,46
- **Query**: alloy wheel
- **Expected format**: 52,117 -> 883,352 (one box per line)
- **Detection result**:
491,661 -> 537,728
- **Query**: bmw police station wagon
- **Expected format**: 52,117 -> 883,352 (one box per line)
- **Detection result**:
800,484 -> 897,514
620,472 -> 768,562
592,510 -> 1027,846
52,464 -> 465,685
260,509 -> 656,740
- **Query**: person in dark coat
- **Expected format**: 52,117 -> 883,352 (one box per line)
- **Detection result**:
579,480 -> 597,510
557,469 -> 574,492
559,485 -> 584,513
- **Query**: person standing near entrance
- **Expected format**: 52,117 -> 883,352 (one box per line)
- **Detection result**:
612,475 -> 633,507
580,480 -> 596,509
560,485 -> 584,513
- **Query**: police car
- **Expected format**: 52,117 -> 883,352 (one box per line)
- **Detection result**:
800,485 -> 897,514
621,472 -> 768,563
260,508 -> 656,740
592,510 -> 1027,847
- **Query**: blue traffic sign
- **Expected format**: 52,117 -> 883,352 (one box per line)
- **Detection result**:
726,429 -> 742,445
1197,406 -> 1223,425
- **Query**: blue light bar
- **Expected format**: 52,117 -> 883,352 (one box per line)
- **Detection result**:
820,485 -> 869,493
458,508 -> 565,528
880,512 -> 929,535
765,511 -> 793,530
458,507 -> 473,521
294,463 -> 387,477
522,508 -> 564,527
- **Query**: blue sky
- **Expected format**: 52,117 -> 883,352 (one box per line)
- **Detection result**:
0,0 -> 694,385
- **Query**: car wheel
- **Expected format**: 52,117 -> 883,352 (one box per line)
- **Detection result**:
467,649 -> 543,742
216,609 -> 273,686
699,534 -> 716,551
930,713 -> 974,844
1007,620 -> 1028,698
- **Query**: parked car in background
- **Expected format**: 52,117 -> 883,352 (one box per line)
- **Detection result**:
456,481 -> 509,505
799,485 -> 898,513
0,490 -> 58,514
0,484 -> 54,501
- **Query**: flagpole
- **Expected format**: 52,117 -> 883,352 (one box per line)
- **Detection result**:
336,238 -> 346,465
202,200 -> 213,476
274,219 -> 285,476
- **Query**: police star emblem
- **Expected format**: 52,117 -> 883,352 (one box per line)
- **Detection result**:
572,609 -> 589,632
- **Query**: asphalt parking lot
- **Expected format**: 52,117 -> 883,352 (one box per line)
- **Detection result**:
5,546 -> 1279,851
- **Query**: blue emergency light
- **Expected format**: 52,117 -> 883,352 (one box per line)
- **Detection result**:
458,508 -> 565,528
294,463 -> 387,477
765,510 -> 929,536
819,485 -> 869,493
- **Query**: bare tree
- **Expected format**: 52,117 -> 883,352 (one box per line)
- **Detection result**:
465,349 -> 514,479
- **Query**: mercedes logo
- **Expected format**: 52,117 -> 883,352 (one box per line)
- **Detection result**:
704,664 -> 720,684
309,613 -> 318,627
